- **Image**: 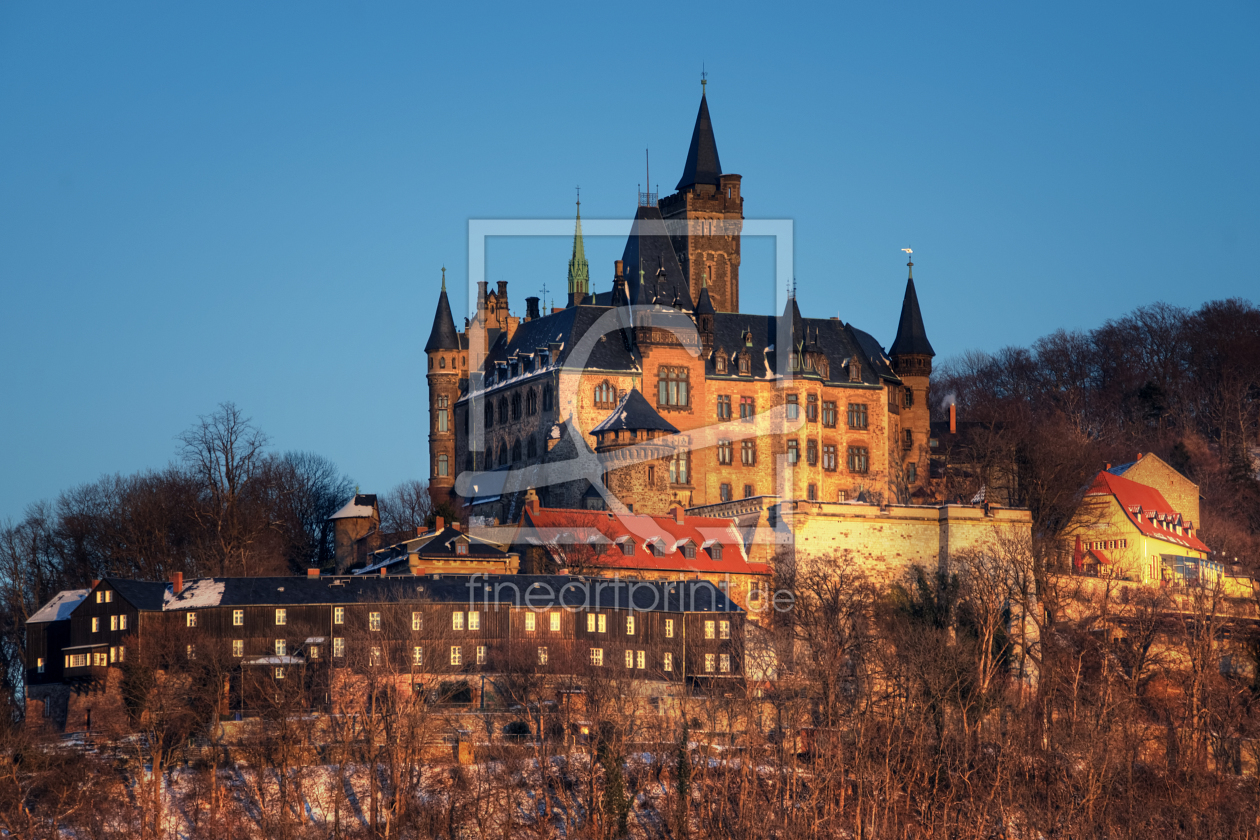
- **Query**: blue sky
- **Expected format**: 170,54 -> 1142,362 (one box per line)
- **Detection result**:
1,1 -> 1257,521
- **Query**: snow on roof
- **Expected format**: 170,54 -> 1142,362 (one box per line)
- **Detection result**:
243,655 -> 304,666
164,578 -> 225,610
28,589 -> 90,624
329,495 -> 377,520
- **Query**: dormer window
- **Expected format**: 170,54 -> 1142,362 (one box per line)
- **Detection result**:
739,354 -> 751,376
848,358 -> 862,382
456,542 -> 468,556
715,354 -> 728,375
709,543 -> 723,560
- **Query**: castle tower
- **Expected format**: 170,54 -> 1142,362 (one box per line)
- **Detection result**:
888,259 -> 935,489
425,270 -> 462,509
590,389 -> 678,516
566,196 -> 590,306
659,84 -> 744,313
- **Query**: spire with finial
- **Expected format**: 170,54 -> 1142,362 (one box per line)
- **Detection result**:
890,249 -> 934,358
567,188 -> 590,303
425,266 -> 459,353
676,72 -> 722,191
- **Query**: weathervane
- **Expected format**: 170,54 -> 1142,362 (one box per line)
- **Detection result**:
701,64 -> 707,92
901,248 -> 914,279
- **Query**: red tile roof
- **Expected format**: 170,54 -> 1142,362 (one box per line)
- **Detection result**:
516,507 -> 771,577
1085,471 -> 1210,554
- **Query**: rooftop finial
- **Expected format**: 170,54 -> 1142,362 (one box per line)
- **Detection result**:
901,248 -> 913,280
576,185 -> 580,208
701,65 -> 707,93
441,265 -> 446,290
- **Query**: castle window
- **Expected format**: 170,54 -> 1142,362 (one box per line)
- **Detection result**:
741,440 -> 757,466
670,449 -> 691,485
823,444 -> 837,471
527,437 -> 537,458
720,483 -> 732,502
437,454 -> 449,477
717,439 -> 732,465
903,388 -> 914,408
543,385 -> 553,411
821,360 -> 830,379
497,398 -> 508,424
739,353 -> 751,375
437,396 -> 449,432
807,440 -> 818,465
526,389 -> 537,415
657,367 -> 689,407
907,463 -> 917,483
647,465 -> 656,484
439,356 -> 446,369
847,403 -> 868,430
808,483 -> 817,501
786,394 -> 799,420
512,440 -> 521,462
715,354 -> 728,374
429,357 -> 434,370
904,429 -> 913,449
739,396 -> 755,422
838,490 -> 848,502
848,359 -> 862,382
594,381 -> 616,409
822,401 -> 837,428
787,440 -> 799,464
789,352 -> 798,371
511,393 -> 522,420
848,446 -> 870,474
484,402 -> 494,429
717,394 -> 731,420
744,484 -> 754,498
807,394 -> 818,421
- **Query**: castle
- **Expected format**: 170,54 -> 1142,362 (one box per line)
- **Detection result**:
425,87 -> 936,529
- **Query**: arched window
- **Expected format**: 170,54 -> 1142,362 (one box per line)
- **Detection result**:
498,442 -> 507,467
450,356 -> 456,369
429,357 -> 434,370
715,353 -> 727,374
511,392 -> 522,420
526,389 -> 537,415
543,385 -> 553,411
512,440 -> 521,462
527,437 -> 537,458
436,454 -> 449,477
439,356 -> 446,369
593,381 -> 616,409
498,397 -> 509,424
484,402 -> 494,429
738,354 -> 751,376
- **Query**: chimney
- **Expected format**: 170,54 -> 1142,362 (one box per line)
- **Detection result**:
672,503 -> 685,524
452,521 -> 461,532
496,280 -> 509,310
526,296 -> 540,320
1136,452 -> 1142,462
524,487 -> 540,515
91,579 -> 100,590
171,572 -> 183,595
615,259 -> 623,278
1105,463 -> 1112,471
551,307 -> 564,314
381,567 -> 388,576
416,526 -> 424,537
1073,535 -> 1083,573
435,516 -> 445,532
307,568 -> 320,578
949,403 -> 956,435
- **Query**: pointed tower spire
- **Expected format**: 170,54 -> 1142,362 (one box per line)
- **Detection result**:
567,190 -> 590,305
676,86 -> 723,191
425,268 -> 460,352
889,254 -> 935,358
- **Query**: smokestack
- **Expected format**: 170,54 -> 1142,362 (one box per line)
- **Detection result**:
949,403 -> 956,435
435,516 -> 444,532
171,572 -> 183,595
526,296 -> 540,320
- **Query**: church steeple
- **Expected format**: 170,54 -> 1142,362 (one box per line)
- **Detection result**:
889,260 -> 935,358
424,269 -> 460,352
675,89 -> 723,191
567,194 -> 590,305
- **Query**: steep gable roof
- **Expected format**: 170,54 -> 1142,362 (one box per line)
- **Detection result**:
592,389 -> 679,435
28,589 -> 90,624
889,277 -> 935,358
676,92 -> 723,191
425,279 -> 461,352
1085,471 -> 1209,553
621,205 -> 692,311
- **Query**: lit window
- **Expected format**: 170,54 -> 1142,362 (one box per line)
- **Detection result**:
117,646 -> 125,662
412,612 -> 422,631
369,612 -> 381,631
334,607 -> 345,625
664,652 -> 673,672
598,614 -> 606,633
626,615 -> 635,636
233,610 -> 244,626
119,614 -> 127,630
665,619 -> 674,638
275,639 -> 287,656
625,649 -> 634,668
538,646 -> 548,665
637,650 -> 646,669
413,646 -> 423,665
96,592 -> 103,604
110,615 -> 118,631
309,646 -> 320,659
720,620 -> 730,639
705,621 -> 716,639
104,590 -> 112,603
231,640 -> 243,657
333,638 -> 345,658
453,612 -> 465,631
186,645 -> 196,660
186,612 -> 196,628
476,646 -> 487,665
36,658 -> 44,673
468,611 -> 481,630
704,654 -> 715,673
590,647 -> 603,666
450,646 -> 462,666
586,613 -> 596,632
275,667 -> 285,679
720,654 -> 731,673
275,609 -> 286,625
525,612 -> 536,631
550,611 -> 561,632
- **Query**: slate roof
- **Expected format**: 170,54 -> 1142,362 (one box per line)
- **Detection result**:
695,285 -> 716,316
483,305 -> 637,376
621,205 -> 693,311
28,589 -> 91,624
159,574 -> 742,612
591,389 -> 680,435
676,91 -> 723,191
708,311 -> 894,385
889,277 -> 935,358
425,282 -> 461,352
357,525 -> 517,575
105,578 -> 171,611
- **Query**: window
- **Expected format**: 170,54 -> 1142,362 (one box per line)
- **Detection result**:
849,358 -> 862,381
412,612 -> 422,631
309,646 -> 320,659
104,590 -> 112,603
717,439 -> 733,465
651,540 -> 665,557
665,618 -> 675,638
233,609 -> 244,626
186,645 -> 195,660
484,402 -> 494,429
590,647 -> 604,666
904,429 -> 913,449
119,614 -> 127,631
786,394 -> 799,420
716,354 -> 728,374
808,483 -> 817,501
527,437 -> 537,458
720,654 -> 731,673
594,381 -> 616,409
739,353 -> 751,375
683,543 -> 697,559
720,483 -> 732,502
437,454 -> 449,477
476,646 -> 487,665
550,611 -> 561,632
511,392 -> 522,421
275,639 -> 287,656
599,614 -> 607,633
626,615 -> 635,636
525,612 -> 536,631
526,389 -> 537,415
369,646 -> 381,666
904,387 -> 914,408
670,450 -> 691,484
647,465 -> 656,484
621,541 -> 634,557
333,607 -> 345,625
739,396 -> 755,422
657,367 -> 689,407
664,652 -> 674,671
720,620 -> 730,639
822,401 -> 837,427
437,396 -> 449,432
823,444 -> 838,471
741,440 -> 756,466
275,667 -> 285,679
705,653 -> 716,673
705,620 -> 716,639
96,591 -> 103,604
450,646 -> 463,666
717,394 -> 731,419
848,446 -> 870,474
453,612 -> 465,631
743,484 -> 754,498
333,638 -> 345,658
369,612 -> 381,631
538,646 -> 548,665
498,397 -> 508,424
787,439 -> 799,464
275,609 -> 286,625
807,394 -> 818,421
110,615 -> 118,631
185,613 -> 196,628
838,490 -> 848,502
907,463 -> 917,483
456,541 -> 468,556
807,439 -> 818,465
468,611 -> 481,630
625,649 -> 634,669
710,543 -> 723,560
543,385 -> 553,411
36,657 -> 44,673
847,403 -> 868,430
586,613 -> 595,632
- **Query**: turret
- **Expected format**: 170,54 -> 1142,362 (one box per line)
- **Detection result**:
426,270 -> 462,508
590,389 -> 678,516
566,196 -> 590,306
888,257 -> 934,489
